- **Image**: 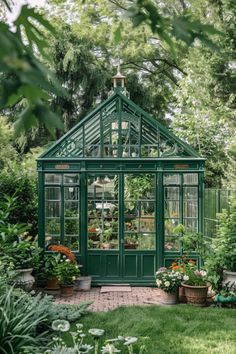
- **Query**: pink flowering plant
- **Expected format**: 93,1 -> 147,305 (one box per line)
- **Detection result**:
156,267 -> 183,293
182,263 -> 208,286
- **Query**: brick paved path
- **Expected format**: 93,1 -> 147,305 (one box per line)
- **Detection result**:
54,287 -> 162,312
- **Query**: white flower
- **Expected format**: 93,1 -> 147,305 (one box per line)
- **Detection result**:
101,344 -> 120,353
78,344 -> 93,353
200,270 -> 207,277
72,276 -> 76,280
156,279 -> 162,287
124,337 -> 138,345
65,258 -> 70,263
164,281 -> 170,287
52,320 -> 70,332
88,328 -> 105,337
183,275 -> 189,281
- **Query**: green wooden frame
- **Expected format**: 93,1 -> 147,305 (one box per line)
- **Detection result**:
38,88 -> 205,285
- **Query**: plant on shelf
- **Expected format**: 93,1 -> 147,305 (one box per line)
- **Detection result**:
100,227 -> 113,249
124,174 -> 153,210
156,267 -> 183,305
124,234 -> 139,249
65,210 -> 78,235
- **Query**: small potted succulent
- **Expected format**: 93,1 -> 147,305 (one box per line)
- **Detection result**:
56,258 -> 80,297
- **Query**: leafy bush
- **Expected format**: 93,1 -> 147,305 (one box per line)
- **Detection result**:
205,195 -> 236,290
0,170 -> 38,235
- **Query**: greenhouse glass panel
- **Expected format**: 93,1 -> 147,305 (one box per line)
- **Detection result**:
124,174 -> 156,250
87,175 -> 119,250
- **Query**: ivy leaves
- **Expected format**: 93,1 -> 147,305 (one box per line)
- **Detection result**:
0,3 -> 66,136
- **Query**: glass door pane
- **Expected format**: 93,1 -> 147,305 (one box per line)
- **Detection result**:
124,174 -> 156,250
87,174 -> 119,250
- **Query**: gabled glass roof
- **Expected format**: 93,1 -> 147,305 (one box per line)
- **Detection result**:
40,90 -> 201,159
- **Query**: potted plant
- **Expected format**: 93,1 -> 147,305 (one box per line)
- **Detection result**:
5,241 -> 41,291
56,259 -> 80,297
181,263 -> 209,307
156,267 -> 183,305
100,227 -> 113,249
44,254 -> 61,291
124,234 -> 139,249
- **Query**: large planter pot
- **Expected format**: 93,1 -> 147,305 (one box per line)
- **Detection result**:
159,289 -> 178,305
179,286 -> 187,303
75,276 -> 92,291
60,284 -> 74,297
223,270 -> 236,287
46,276 -> 60,290
14,268 -> 35,291
182,283 -> 209,307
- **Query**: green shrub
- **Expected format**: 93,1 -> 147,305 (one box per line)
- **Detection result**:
0,170 -> 38,235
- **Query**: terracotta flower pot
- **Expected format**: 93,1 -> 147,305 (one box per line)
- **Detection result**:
60,284 -> 74,297
46,276 -> 60,290
179,286 -> 187,303
182,283 -> 209,307
159,289 -> 178,305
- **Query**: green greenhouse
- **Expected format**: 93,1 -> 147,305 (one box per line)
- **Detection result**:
37,72 -> 205,285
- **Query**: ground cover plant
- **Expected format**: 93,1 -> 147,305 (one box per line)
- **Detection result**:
62,305 -> 236,354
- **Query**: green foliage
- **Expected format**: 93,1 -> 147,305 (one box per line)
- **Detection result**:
0,3 -> 66,135
126,0 -> 222,53
0,116 -> 18,170
0,287 -> 48,354
0,194 -> 30,245
43,253 -> 61,279
205,194 -> 236,290
56,260 -> 80,285
0,170 -> 38,235
183,264 -> 208,286
4,241 -> 42,270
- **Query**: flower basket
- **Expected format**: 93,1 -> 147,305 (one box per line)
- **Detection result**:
159,289 -> 178,305
156,267 -> 182,304
182,283 -> 209,307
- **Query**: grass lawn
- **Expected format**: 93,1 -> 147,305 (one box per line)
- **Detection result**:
64,305 -> 236,354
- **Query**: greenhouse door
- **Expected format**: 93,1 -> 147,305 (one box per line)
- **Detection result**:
121,174 -> 157,281
86,173 -> 158,284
